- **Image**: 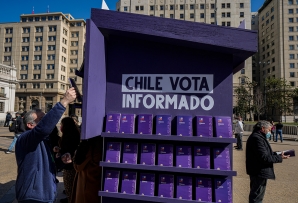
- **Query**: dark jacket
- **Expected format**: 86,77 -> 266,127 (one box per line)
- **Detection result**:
15,116 -> 26,134
15,102 -> 66,202
246,130 -> 282,179
275,123 -> 283,130
6,113 -> 12,121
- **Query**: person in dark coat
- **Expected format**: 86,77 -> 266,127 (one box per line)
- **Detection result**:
4,112 -> 12,127
246,120 -> 290,203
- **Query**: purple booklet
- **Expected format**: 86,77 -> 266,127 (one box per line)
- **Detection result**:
194,146 -> 210,169
119,114 -> 135,134
105,113 -> 121,133
158,174 -> 174,198
105,142 -> 121,163
195,116 -> 213,137
177,115 -> 193,136
122,142 -> 138,164
176,176 -> 192,200
156,115 -> 171,135
213,147 -> 231,170
139,173 -> 155,196
103,170 -> 120,192
158,144 -> 173,166
214,116 -> 233,138
214,178 -> 232,203
276,149 -> 296,157
195,177 -> 212,202
176,146 -> 192,168
138,114 -> 153,134
140,143 -> 156,165
121,171 -> 137,194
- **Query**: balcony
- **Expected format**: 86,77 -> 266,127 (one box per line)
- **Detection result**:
0,92 -> 6,98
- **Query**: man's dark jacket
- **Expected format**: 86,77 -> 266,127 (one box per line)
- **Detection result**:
246,130 -> 282,179
15,116 -> 26,134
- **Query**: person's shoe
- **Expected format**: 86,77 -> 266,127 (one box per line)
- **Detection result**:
237,148 -> 243,151
60,198 -> 68,203
5,151 -> 13,154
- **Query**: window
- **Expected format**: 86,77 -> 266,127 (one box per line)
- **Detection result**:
267,68 -> 271,73
200,4 -> 204,9
272,66 -> 275,71
4,56 -> 11,61
180,5 -> 184,10
41,16 -> 46,21
272,49 -> 275,54
47,64 -> 55,70
34,55 -> 42,60
227,3 -> 230,8
240,77 -> 245,85
35,37 -> 42,42
61,75 -> 66,81
135,6 -> 139,10
33,74 -> 40,79
190,13 -> 194,19
5,28 -> 13,34
252,21 -> 255,25
222,3 -> 225,8
271,7 -> 274,13
289,9 -> 294,14
240,3 -> 244,8
272,58 -> 275,63
289,0 -> 293,5
5,38 -> 12,43
49,26 -> 57,32
200,13 -> 204,18
21,55 -> 28,61
227,12 -> 231,17
222,13 -> 226,17
266,11 -> 270,17
48,54 -> 55,60
22,18 -> 27,22
170,14 -> 174,18
76,22 -> 81,26
227,22 -> 231,26
48,16 -> 53,20
36,27 -> 43,32
61,65 -> 66,72
71,41 -> 79,46
62,38 -> 67,44
35,46 -> 42,51
160,5 -> 164,10
289,36 -> 294,41
62,47 -> 67,53
290,54 -> 295,59
20,83 -> 27,89
20,74 -> 27,80
211,13 -> 215,18
190,4 -> 194,9
23,37 -> 30,42
34,64 -> 41,70
33,83 -> 40,88
290,63 -> 295,68
290,72 -> 295,77
54,16 -> 59,20
47,74 -> 54,79
35,17 -> 40,21
21,65 -> 28,70
150,5 -> 154,10
271,15 -> 274,21
48,45 -> 56,50
290,45 -> 294,50
222,22 -> 226,26
46,83 -> 54,89
71,32 -> 79,37
70,68 -> 76,73
160,14 -> 164,18
5,47 -> 12,52
124,7 -> 128,11
70,59 -> 78,64
23,27 -> 30,33
289,18 -> 294,23
240,12 -> 244,17
180,14 -> 184,19
241,69 -> 245,74
140,6 -> 144,11
61,84 -> 65,90
290,81 -> 295,86
63,29 -> 68,36
71,50 -> 78,55
48,36 -> 56,41
61,56 -> 66,62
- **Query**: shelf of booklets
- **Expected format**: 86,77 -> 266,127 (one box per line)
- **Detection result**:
98,191 -> 214,203
101,132 -> 236,144
100,162 -> 237,176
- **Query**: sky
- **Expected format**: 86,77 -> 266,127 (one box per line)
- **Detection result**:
0,0 -> 265,23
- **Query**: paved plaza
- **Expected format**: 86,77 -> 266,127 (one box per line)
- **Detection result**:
0,126 -> 298,203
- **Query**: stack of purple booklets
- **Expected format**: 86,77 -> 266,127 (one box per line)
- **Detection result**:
105,142 -> 121,163
122,142 -> 138,164
177,115 -> 193,136
103,170 -> 120,192
121,171 -> 137,194
213,147 -> 231,170
139,173 -> 155,196
193,146 -> 210,169
158,144 -> 173,166
119,114 -> 135,134
195,177 -> 212,202
214,116 -> 233,138
158,174 -> 174,198
138,114 -> 153,134
105,113 -> 121,133
195,116 -> 213,137
155,115 -> 171,135
214,178 -> 232,203
176,146 -> 192,168
140,143 -> 156,165
176,176 -> 192,200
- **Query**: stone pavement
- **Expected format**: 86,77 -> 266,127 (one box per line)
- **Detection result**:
0,126 -> 298,203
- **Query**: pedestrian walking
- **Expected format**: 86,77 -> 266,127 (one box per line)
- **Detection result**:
275,120 -> 283,142
4,112 -> 12,127
246,120 -> 290,203
235,116 -> 244,150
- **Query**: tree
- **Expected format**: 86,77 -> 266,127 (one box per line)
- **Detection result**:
252,86 -> 265,121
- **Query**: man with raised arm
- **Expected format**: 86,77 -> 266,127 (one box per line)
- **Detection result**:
15,88 -> 76,203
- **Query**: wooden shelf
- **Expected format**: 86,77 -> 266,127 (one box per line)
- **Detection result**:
101,132 -> 236,144
100,162 -> 237,176
98,191 -> 214,203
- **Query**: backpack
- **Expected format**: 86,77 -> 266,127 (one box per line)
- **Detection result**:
9,120 -> 17,132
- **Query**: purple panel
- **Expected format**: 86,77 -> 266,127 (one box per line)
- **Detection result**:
81,19 -> 106,139
158,174 -> 174,198
176,146 -> 192,168
105,113 -> 121,133
176,115 -> 192,136
214,116 -> 233,138
122,142 -> 138,164
140,143 -> 156,165
139,173 -> 155,196
121,171 -> 137,194
176,176 -> 192,200
119,114 -> 135,134
155,115 -> 171,135
213,147 -> 231,170
194,146 -> 210,169
195,177 -> 212,202
214,178 -> 232,203
195,116 -> 213,137
157,144 -> 173,166
138,114 -> 153,134
103,170 -> 120,192
105,142 -> 121,163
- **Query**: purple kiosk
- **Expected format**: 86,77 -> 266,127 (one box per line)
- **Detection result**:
79,8 -> 257,203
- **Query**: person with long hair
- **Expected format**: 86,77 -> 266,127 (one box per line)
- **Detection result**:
58,117 -> 81,203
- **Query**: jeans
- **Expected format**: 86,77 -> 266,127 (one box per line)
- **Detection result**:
7,134 -> 21,152
236,132 -> 243,149
276,129 -> 283,142
249,176 -> 267,203
4,120 -> 10,127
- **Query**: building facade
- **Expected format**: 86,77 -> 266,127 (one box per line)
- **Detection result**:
0,12 -> 85,114
0,63 -> 17,123
116,0 -> 253,118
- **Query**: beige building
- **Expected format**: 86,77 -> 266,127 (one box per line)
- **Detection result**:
0,12 -> 85,114
116,0 -> 253,117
